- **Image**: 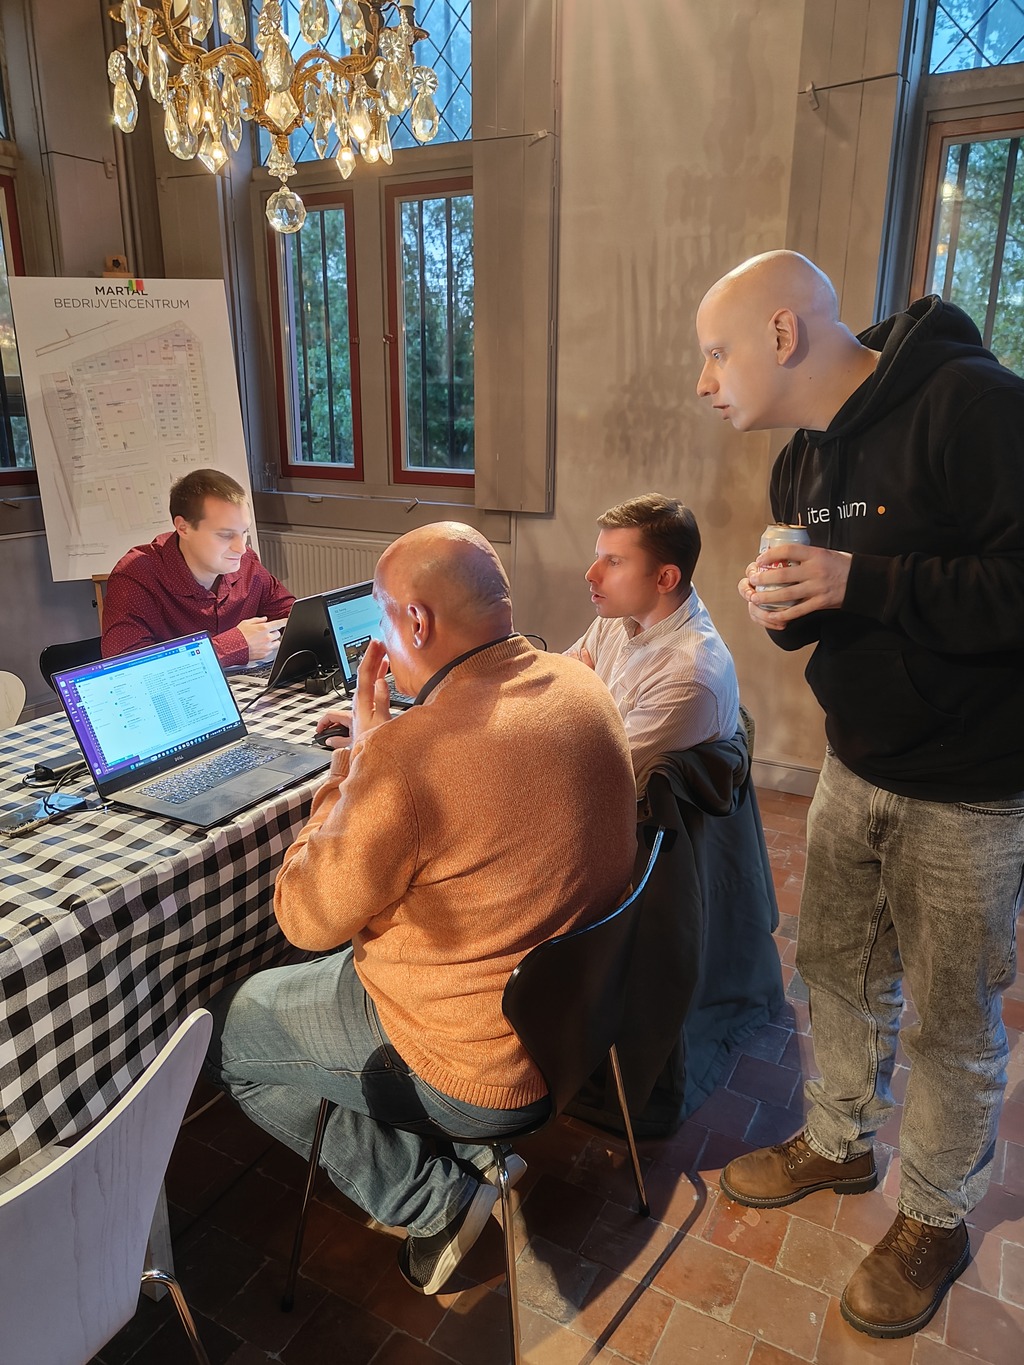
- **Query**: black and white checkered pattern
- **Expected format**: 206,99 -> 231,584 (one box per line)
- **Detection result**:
0,677 -> 342,1173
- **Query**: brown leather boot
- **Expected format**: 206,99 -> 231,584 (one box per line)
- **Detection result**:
719,1132 -> 877,1208
840,1212 -> 970,1338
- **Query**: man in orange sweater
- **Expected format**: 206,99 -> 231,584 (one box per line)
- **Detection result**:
207,523 -> 637,1294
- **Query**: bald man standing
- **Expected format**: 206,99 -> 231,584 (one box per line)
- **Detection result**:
207,523 -> 636,1296
696,253 -> 1024,1339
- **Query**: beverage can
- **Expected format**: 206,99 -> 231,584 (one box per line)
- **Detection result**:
755,524 -> 810,610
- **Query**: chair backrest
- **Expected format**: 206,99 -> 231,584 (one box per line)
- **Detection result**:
39,636 -> 103,692
0,1010 -> 213,1365
0,670 -> 25,728
502,829 -> 665,1116
92,573 -> 110,631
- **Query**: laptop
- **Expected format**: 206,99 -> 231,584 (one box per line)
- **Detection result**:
323,581 -> 416,709
223,592 -> 337,688
53,632 -> 330,828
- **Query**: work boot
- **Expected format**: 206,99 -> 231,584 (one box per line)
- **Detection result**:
841,1211 -> 970,1338
719,1132 -> 877,1208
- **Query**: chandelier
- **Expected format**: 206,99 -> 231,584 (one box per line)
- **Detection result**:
107,1 -> 441,234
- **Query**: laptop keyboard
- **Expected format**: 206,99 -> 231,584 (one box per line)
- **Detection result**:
137,743 -> 277,804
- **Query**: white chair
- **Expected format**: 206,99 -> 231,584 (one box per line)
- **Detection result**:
0,670 -> 25,729
0,1010 -> 213,1365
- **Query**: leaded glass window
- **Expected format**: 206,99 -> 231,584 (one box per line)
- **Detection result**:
929,1 -> 1024,73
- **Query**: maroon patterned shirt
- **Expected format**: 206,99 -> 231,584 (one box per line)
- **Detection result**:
101,531 -> 295,667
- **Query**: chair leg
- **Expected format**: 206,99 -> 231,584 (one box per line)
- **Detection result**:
282,1096 -> 332,1311
609,1045 -> 650,1217
491,1146 -> 523,1365
141,1270 -> 211,1365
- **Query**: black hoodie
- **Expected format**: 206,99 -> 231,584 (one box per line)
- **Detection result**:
768,295 -> 1024,801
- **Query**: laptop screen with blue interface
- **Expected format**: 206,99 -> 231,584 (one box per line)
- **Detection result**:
324,582 -> 385,688
55,633 -> 241,785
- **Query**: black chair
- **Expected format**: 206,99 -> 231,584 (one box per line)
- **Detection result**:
281,828 -> 666,1365
39,637 -> 103,692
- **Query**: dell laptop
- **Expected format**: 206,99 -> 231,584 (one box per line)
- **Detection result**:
323,581 -> 415,709
53,632 -> 330,828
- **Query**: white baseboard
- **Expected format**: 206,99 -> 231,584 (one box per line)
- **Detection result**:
751,758 -> 820,797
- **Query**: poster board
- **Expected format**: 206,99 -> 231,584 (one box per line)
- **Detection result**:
8,277 -> 257,581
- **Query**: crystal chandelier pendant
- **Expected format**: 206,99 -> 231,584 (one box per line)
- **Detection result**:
218,0 -> 248,45
299,0 -> 329,44
197,129 -> 230,174
147,37 -> 169,103
263,31 -> 296,91
112,73 -> 139,134
172,115 -> 198,161
410,67 -> 440,143
265,89 -> 300,132
190,0 -> 214,42
164,99 -> 183,155
267,184 -> 307,234
336,142 -> 355,179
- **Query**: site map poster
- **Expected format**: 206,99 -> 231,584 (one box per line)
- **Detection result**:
9,277 -> 256,581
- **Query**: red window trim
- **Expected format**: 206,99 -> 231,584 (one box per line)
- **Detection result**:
384,176 -> 474,489
268,187 -> 365,482
0,172 -> 32,488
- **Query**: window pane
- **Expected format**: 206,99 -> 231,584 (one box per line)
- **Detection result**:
283,202 -> 357,466
929,1 -> 1024,73
925,134 -> 1024,373
0,182 -> 29,471
398,192 -> 473,473
256,0 -> 471,167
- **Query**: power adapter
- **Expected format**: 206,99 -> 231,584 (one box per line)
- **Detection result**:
33,751 -> 85,783
304,669 -> 338,697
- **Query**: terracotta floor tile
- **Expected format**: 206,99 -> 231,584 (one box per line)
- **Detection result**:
1002,1140 -> 1024,1192
172,1225 -> 266,1321
1001,1239 -> 1024,1309
651,1232 -> 748,1315
814,1296 -> 915,1364
1003,997 -> 1024,1033
729,1262 -> 828,1359
748,1344 -> 806,1365
370,1334 -> 455,1365
997,1099 -> 1024,1146
744,1101 -> 808,1149
638,1119 -> 707,1176
945,1283 -> 1024,1364
832,1191 -> 900,1248
514,1233 -> 602,1325
648,1301 -> 755,1365
164,1133 -> 246,1218
740,1023 -> 795,1065
703,1196 -> 788,1268
223,1346 -> 276,1365
687,1086 -> 759,1139
428,1284 -> 514,1365
729,1055 -> 801,1109
697,1130 -> 757,1183
911,1338 -> 986,1364
118,1310 -> 242,1365
779,1031 -> 817,1076
964,1183 -> 1024,1245
517,1172 -> 607,1253
642,1162 -> 709,1231
957,1227 -> 1004,1298
566,1136 -> 653,1210
299,1212 -> 399,1304
775,1217 -> 868,1297
278,1290 -> 391,1364
362,1258 -> 452,1341
782,1188 -> 841,1232
578,1276 -> 675,1363
216,1261 -> 326,1356
517,1305 -> 591,1365
578,1204 -> 678,1281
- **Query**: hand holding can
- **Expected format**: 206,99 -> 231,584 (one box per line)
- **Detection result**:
754,525 -> 810,610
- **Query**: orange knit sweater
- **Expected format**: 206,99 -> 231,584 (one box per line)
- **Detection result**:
274,637 -> 637,1109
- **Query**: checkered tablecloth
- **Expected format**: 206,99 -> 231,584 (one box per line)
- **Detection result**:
0,677 -> 342,1173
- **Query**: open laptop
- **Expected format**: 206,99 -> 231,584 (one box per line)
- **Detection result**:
224,591 -> 337,688
323,581 -> 415,709
53,632 -> 330,828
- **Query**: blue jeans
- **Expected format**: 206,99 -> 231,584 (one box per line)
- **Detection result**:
797,751 -> 1023,1227
205,950 -> 548,1236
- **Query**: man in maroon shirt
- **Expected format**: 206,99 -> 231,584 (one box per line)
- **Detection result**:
101,468 -> 295,668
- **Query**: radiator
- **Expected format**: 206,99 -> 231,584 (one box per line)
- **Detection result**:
258,531 -> 393,599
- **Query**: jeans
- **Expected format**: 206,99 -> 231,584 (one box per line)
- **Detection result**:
797,751 -> 1023,1227
205,949 -> 549,1237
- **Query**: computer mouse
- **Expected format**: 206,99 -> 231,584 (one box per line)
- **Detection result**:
313,721 -> 350,747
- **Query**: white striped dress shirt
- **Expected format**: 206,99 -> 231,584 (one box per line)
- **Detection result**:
567,588 -> 739,793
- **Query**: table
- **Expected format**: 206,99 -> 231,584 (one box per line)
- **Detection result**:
0,676 -> 338,1175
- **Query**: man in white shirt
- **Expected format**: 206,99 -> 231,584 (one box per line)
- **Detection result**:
567,493 -> 740,792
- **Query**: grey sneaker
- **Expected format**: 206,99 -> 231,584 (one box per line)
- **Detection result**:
398,1180 -> 498,1295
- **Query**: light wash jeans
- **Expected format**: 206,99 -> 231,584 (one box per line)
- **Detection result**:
797,751 -> 1023,1228
205,949 -> 548,1237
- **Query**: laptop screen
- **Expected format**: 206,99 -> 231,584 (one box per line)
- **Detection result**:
324,582 -> 385,689
54,633 -> 243,786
